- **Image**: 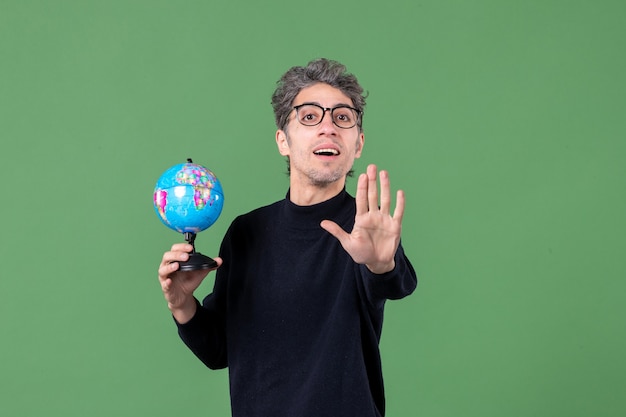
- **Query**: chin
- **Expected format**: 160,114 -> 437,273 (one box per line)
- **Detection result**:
307,169 -> 349,187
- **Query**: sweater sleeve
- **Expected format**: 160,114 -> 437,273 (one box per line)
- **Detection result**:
175,226 -> 234,370
360,242 -> 417,308
175,294 -> 227,369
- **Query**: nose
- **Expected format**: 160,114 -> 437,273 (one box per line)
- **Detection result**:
319,108 -> 337,132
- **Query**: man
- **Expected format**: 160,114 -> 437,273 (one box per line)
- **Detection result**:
158,58 -> 417,417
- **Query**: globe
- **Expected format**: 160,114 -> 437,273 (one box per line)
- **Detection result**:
153,161 -> 224,234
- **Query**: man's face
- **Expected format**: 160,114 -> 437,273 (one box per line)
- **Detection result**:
276,83 -> 364,188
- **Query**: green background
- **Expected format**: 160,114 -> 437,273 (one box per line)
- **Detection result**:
1,1 -> 625,416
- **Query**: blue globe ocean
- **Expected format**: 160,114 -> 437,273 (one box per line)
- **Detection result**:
153,162 -> 224,234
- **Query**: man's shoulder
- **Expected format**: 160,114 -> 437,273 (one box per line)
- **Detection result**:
223,199 -> 283,242
234,199 -> 284,224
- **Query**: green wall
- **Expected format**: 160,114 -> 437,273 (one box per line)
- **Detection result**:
1,1 -> 625,416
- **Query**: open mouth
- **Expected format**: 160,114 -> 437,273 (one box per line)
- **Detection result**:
313,148 -> 340,156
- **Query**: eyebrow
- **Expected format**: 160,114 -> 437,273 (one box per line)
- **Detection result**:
296,101 -> 354,108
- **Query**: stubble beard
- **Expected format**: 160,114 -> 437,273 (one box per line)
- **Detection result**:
284,131 -> 359,188
287,155 -> 350,187
307,165 -> 351,187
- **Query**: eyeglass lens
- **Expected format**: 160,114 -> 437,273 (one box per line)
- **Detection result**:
295,104 -> 358,128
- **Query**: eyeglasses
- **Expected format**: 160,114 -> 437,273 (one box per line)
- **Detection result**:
293,103 -> 361,129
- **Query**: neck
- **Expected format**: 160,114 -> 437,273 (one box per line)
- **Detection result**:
288,180 -> 346,206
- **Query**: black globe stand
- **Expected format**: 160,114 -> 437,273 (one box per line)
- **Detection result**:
178,231 -> 218,271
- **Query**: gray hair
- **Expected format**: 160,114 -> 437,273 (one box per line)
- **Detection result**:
271,58 -> 367,132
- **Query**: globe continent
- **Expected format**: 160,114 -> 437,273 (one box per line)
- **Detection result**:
153,162 -> 224,233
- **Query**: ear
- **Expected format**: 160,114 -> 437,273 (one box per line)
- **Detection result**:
276,129 -> 290,156
354,132 -> 365,158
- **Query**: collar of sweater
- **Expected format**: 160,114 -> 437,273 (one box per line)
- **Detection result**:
282,188 -> 352,230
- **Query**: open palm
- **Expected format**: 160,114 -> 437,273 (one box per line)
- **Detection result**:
321,164 -> 405,274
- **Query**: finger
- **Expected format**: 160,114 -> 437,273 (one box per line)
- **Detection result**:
161,242 -> 193,264
170,243 -> 194,253
379,169 -> 391,215
210,257 -> 224,271
367,164 -> 379,211
355,172 -> 368,215
393,189 -> 406,223
160,276 -> 172,292
161,250 -> 189,267
320,220 -> 349,245
158,260 -> 180,281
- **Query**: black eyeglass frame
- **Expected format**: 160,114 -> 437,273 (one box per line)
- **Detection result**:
292,103 -> 362,129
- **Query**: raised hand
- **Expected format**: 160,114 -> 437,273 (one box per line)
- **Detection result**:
158,243 -> 222,323
321,164 -> 405,274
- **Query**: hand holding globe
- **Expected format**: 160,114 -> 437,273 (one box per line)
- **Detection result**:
153,159 -> 224,271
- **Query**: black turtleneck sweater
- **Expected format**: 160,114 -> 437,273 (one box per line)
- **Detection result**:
177,189 -> 417,417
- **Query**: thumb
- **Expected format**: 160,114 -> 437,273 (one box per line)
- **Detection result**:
320,220 -> 349,244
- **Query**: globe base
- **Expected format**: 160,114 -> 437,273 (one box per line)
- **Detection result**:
178,252 -> 218,271
178,231 -> 218,271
